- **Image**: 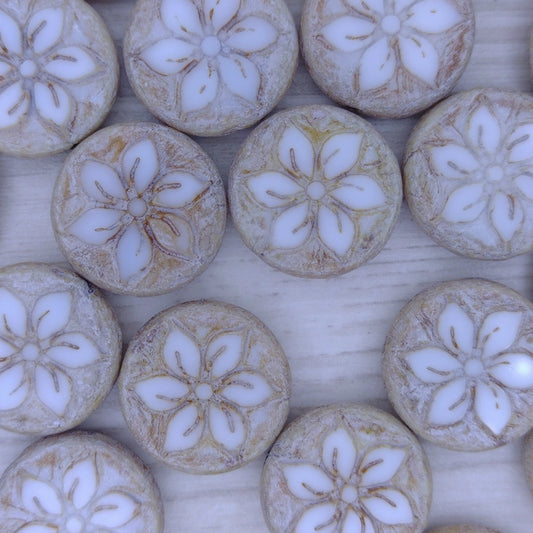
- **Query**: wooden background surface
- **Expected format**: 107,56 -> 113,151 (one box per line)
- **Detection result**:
1,1 -> 533,531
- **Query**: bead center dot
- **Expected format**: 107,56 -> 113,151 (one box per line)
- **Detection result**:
201,36 -> 221,56
307,181 -> 326,200
21,343 -> 39,361
340,484 -> 358,504
381,14 -> 401,35
128,198 -> 147,217
487,165 -> 504,182
66,516 -> 84,533
464,358 -> 484,377
195,382 -> 213,400
20,59 -> 38,78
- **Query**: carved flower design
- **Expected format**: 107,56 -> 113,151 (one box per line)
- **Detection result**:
406,303 -> 533,435
16,455 -> 139,532
140,0 -> 278,112
0,6 -> 98,128
0,288 -> 100,416
246,125 -> 386,257
133,327 -> 273,452
69,138 -> 208,282
429,101 -> 533,242
282,426 -> 413,532
322,0 -> 463,90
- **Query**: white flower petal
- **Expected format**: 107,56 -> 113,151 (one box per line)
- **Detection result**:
0,287 -> 27,338
466,104 -> 501,154
322,16 -> 375,52
69,208 -> 124,245
152,172 -> 206,207
359,37 -> 395,91
80,160 -> 126,202
318,205 -> 355,257
122,138 -> 159,194
360,446 -> 406,486
515,174 -> 533,200
438,303 -> 475,354
0,363 -> 28,410
33,81 -> 71,126
0,10 -> 22,55
46,332 -> 100,368
271,202 -> 312,249
32,292 -> 71,340
135,376 -> 189,411
396,0 -> 418,12
489,191 -> 523,242
406,0 -> 462,33
399,35 -> 439,85
27,8 -> 64,54
181,59 -> 218,112
116,224 -> 153,281
208,402 -> 246,450
35,365 -> 71,416
278,126 -> 315,179
322,427 -> 357,480
218,54 -> 260,102
44,46 -> 96,81
362,489 -> 413,525
164,328 -> 201,378
141,38 -> 196,75
0,81 -> 29,129
247,172 -> 303,208
320,133 -> 363,180
148,214 -> 195,258
346,0 -> 384,14
508,124 -> 533,163
330,175 -> 386,210
164,403 -> 203,451
294,503 -> 337,533
221,371 -> 272,407
208,332 -> 243,378
406,347 -> 462,383
21,477 -> 62,516
16,524 -> 58,533
91,491 -> 139,527
341,509 -> 364,533
479,310 -> 522,358
283,464 -> 335,500
0,337 -> 17,359
0,60 -> 12,76
430,144 -> 480,179
161,0 -> 202,35
205,0 -> 240,32
442,183 -> 486,223
474,381 -> 512,435
63,457 -> 97,510
428,377 -> 469,426
225,16 -> 277,53
489,353 -> 533,389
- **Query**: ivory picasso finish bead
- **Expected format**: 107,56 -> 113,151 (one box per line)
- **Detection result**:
404,88 -> 533,259
0,431 -> 164,533
229,105 -> 402,278
0,262 -> 121,435
0,0 -> 119,156
383,279 -> 533,451
300,0 -> 474,118
427,526 -> 500,533
261,403 -> 431,533
51,122 -> 226,296
123,0 -> 298,137
118,300 -> 290,474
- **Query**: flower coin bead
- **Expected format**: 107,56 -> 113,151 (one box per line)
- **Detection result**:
118,300 -> 291,474
300,0 -> 474,118
383,279 -> 533,451
229,105 -> 402,278
404,88 -> 533,259
261,403 -> 431,533
0,431 -> 164,533
123,0 -> 298,137
0,262 -> 121,435
0,0 -> 119,157
51,122 -> 226,296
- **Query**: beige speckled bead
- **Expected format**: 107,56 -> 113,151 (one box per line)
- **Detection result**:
300,0 -> 474,118
123,0 -> 298,136
261,403 -> 432,533
0,262 -> 121,435
229,105 -> 402,278
118,299 -> 291,474
427,526 -> 500,533
0,431 -> 164,533
51,122 -> 226,296
0,0 -> 119,157
383,278 -> 533,451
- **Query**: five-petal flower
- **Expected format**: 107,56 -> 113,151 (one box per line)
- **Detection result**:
406,303 -> 533,435
282,426 -> 413,533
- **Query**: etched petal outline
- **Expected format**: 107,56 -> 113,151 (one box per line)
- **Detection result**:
330,175 -> 386,210
278,126 -> 315,179
294,503 -> 337,533
441,183 -> 486,223
44,46 -> 96,81
33,81 -> 71,126
466,104 -> 501,154
514,174 -> 533,200
340,508 -> 363,533
478,310 -> 522,359
164,402 -> 204,451
219,370 -> 273,407
398,35 -> 439,86
361,489 -> 413,525
35,364 -> 72,416
0,10 -> 22,56
208,401 -> 246,450
488,191 -> 523,242
218,53 -> 260,103
474,381 -> 512,435
205,0 -> 240,32
321,16 -> 376,52
320,133 -> 363,180
161,0 -> 202,36
0,287 -> 27,338
181,59 -> 219,113
140,38 -> 197,75
346,0 -> 384,14
321,427 -> 357,480
27,7 -> 64,55
282,464 -> 335,500
122,138 -> 159,194
116,223 -> 153,281
0,60 -> 12,76
0,337 -> 18,360
80,160 -> 127,202
405,0 -> 463,34
0,81 -> 30,129
508,124 -> 533,163
147,213 -> 195,258
359,446 -> 406,486
430,144 -> 480,179
134,375 -> 189,411
46,332 -> 100,368
489,353 -> 533,389
225,16 -> 277,53
271,202 -> 312,250
63,456 -> 98,510
207,331 -> 244,379
32,291 -> 72,341
437,303 -> 475,355
164,327 -> 201,378
0,362 -> 29,410
359,37 -> 395,91
428,377 -> 469,426
16,524 -> 58,533
69,208 -> 124,245
152,172 -> 207,208
406,347 -> 462,383
317,205 -> 356,257
90,491 -> 139,527
247,172 -> 304,208
21,476 -> 63,516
